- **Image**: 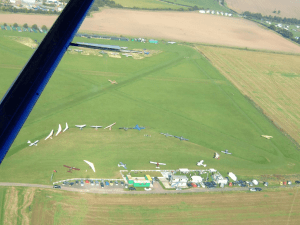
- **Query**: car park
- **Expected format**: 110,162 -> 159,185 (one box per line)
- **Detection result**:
53,185 -> 61,189
255,188 -> 262,191
249,188 -> 256,192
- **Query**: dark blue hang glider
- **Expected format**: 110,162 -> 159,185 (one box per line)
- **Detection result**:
0,0 -> 95,164
133,125 -> 145,131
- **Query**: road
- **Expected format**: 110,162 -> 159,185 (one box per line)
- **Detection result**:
2,182 -> 296,194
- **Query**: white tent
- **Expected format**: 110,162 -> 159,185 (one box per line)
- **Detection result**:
191,176 -> 203,183
84,160 -> 96,172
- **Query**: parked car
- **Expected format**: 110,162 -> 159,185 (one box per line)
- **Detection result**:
90,180 -> 95,186
75,180 -> 79,185
154,177 -> 159,182
115,181 -> 118,186
125,184 -> 128,188
95,180 -> 99,186
62,181 -> 68,186
249,188 -> 256,192
100,183 -> 104,188
105,181 -> 109,186
225,177 -> 230,182
129,187 -> 136,191
295,181 -> 300,184
264,182 -> 268,186
80,180 -> 84,186
255,188 -> 262,191
144,188 -> 152,191
109,181 -> 113,186
187,183 -> 192,187
249,182 -> 254,187
120,181 -> 124,186
69,182 -> 74,186
53,185 -> 61,189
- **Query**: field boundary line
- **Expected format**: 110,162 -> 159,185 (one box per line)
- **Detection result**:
286,188 -> 298,225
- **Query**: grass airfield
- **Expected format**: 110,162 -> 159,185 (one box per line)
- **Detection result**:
0,29 -> 300,185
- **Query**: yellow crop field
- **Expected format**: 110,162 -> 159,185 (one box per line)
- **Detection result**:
197,46 -> 300,144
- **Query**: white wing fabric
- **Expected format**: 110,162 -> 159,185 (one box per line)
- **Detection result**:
63,123 -> 69,132
55,124 -> 62,136
84,160 -> 96,172
45,130 -> 54,140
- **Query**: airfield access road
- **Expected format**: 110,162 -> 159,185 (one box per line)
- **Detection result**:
1,182 -> 298,195
0,9 -> 300,53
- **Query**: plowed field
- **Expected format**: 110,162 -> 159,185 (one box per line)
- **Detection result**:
1,9 -> 300,53
198,46 -> 300,144
226,0 -> 300,19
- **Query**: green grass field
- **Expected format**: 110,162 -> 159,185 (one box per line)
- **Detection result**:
113,0 -> 187,9
164,0 -> 230,12
0,29 -> 300,185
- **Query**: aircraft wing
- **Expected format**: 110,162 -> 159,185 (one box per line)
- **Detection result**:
63,165 -> 71,168
123,165 -> 127,169
119,162 -> 124,166
158,162 -> 166,165
0,0 -> 95,164
104,122 -> 116,129
55,124 -> 62,136
149,161 -> 158,164
84,160 -> 96,172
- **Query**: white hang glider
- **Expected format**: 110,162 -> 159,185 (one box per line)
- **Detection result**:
45,130 -> 54,140
84,160 -> 96,173
118,162 -> 127,169
55,124 -> 62,136
75,125 -> 86,130
90,126 -> 102,130
196,160 -> 207,167
150,161 -> 166,168
221,149 -> 232,154
214,152 -> 220,159
27,140 -> 39,146
104,122 -> 116,130
63,122 -> 69,132
261,135 -> 273,139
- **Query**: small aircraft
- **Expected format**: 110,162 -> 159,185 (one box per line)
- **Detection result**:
45,129 -> 54,140
196,160 -> 207,167
174,136 -> 188,141
108,79 -> 118,84
150,161 -> 166,168
55,124 -> 62,136
90,126 -> 102,130
133,124 -> 145,131
261,135 -> 273,139
161,133 -> 173,137
118,162 -> 127,169
75,125 -> 86,130
63,165 -> 80,173
119,127 -> 130,131
104,122 -> 116,130
63,122 -> 69,132
221,149 -> 232,154
27,140 -> 39,146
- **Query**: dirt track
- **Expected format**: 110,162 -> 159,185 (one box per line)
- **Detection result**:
1,9 -> 300,53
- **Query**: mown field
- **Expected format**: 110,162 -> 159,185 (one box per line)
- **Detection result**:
0,29 -> 300,185
165,0 -> 230,12
197,45 -> 300,144
1,186 -> 300,224
113,0 -> 186,9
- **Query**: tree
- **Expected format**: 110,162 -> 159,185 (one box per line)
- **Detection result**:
269,24 -> 276,31
298,38 -> 300,44
3,23 -> 7,26
278,10 -> 281,14
273,10 -> 277,13
41,25 -> 47,31
13,23 -> 18,28
23,23 -> 28,28
32,24 -> 38,30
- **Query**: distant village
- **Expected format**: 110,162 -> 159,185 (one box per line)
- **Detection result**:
4,0 -> 66,12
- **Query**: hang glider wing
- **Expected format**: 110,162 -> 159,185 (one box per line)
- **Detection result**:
84,160 -> 96,172
45,129 -> 54,140
55,124 -> 62,136
63,123 -> 69,132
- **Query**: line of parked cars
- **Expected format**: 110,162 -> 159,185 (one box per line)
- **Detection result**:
57,180 -> 125,188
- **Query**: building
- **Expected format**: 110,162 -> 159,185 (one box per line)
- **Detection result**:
179,168 -> 189,174
22,0 -> 36,3
170,175 -> 188,187
191,176 -> 202,183
199,10 -> 205,13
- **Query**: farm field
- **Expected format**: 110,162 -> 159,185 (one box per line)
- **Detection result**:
112,0 -> 186,9
0,29 -> 300,185
197,45 -> 300,144
226,0 -> 300,20
1,186 -> 300,224
164,0 -> 230,12
1,9 -> 300,53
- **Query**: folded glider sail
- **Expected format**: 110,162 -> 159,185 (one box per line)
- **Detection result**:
63,123 -> 69,132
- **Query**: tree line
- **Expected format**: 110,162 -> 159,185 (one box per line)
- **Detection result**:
0,5 -> 60,15
3,22 -> 48,31
243,11 -> 300,25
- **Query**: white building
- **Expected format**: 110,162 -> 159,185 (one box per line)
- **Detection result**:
9,0 -> 16,3
22,0 -> 36,3
191,176 -> 203,183
170,175 -> 188,187
179,168 -> 189,174
206,10 -> 210,14
199,10 -> 206,14
220,12 -> 224,15
211,10 -> 215,14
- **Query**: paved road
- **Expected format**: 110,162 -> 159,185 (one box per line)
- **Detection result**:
0,182 -> 298,195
